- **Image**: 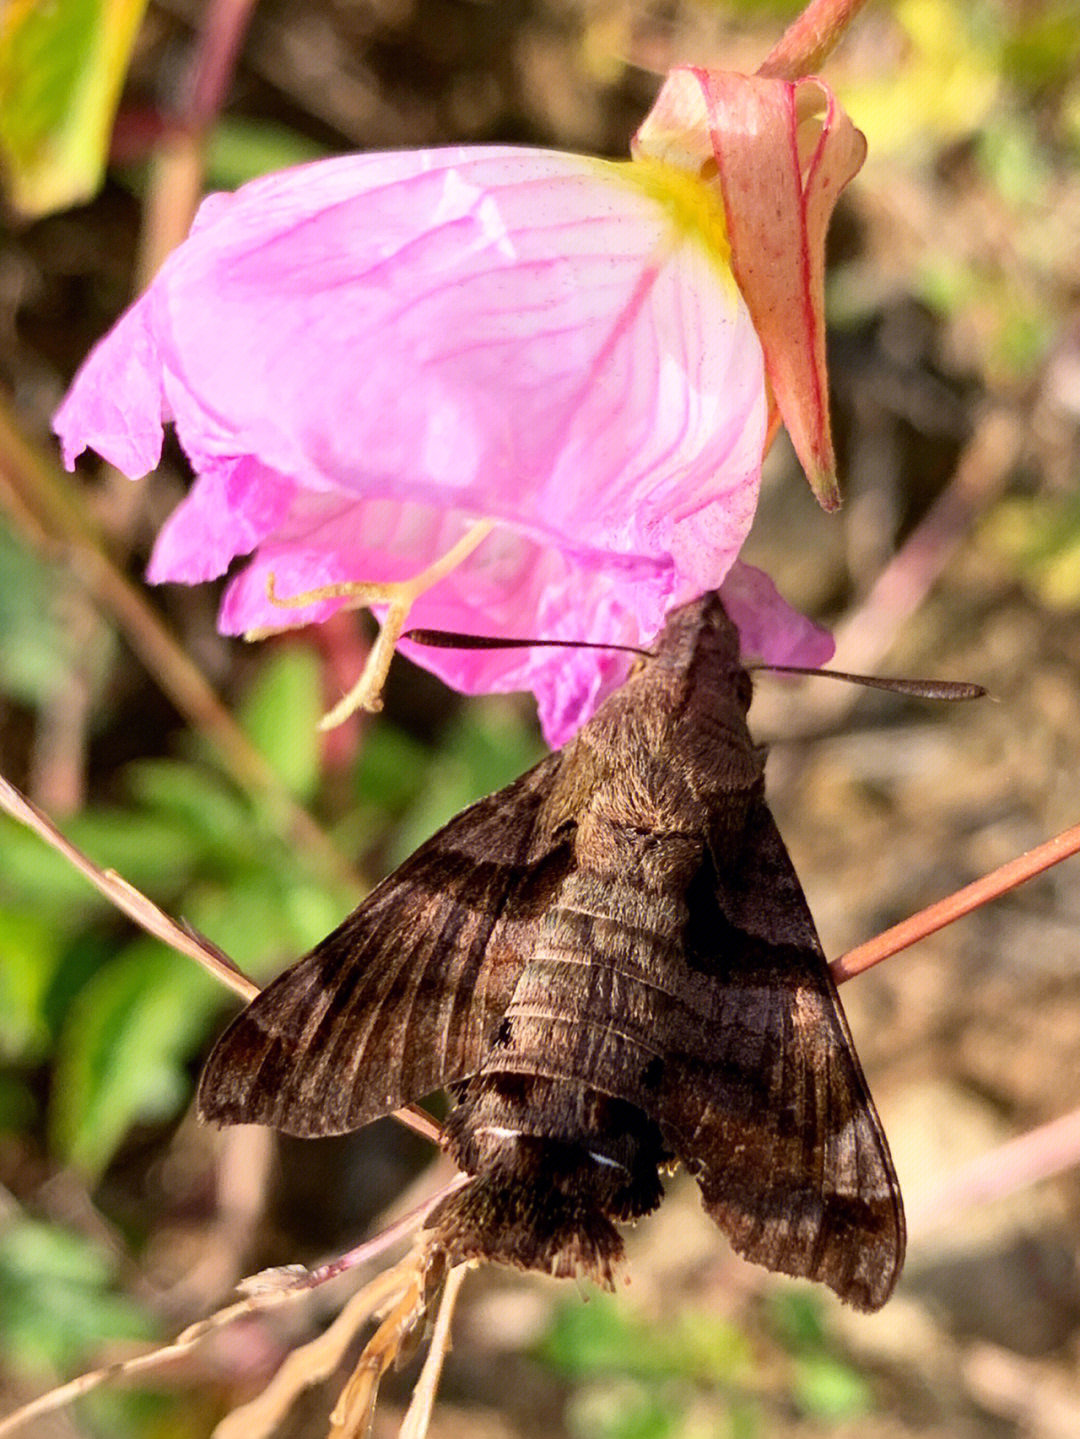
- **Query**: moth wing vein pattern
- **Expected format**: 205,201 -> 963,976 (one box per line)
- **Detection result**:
197,753 -> 573,1134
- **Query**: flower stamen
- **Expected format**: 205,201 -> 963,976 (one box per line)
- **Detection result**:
251,519 -> 496,728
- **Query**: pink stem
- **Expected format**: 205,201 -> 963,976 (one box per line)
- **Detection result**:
758,0 -> 873,80
907,1107 -> 1080,1236
179,0 -> 260,132
832,821 -> 1080,983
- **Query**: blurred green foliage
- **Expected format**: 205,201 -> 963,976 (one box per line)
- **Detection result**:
984,493 -> 1080,609
537,1288 -> 872,1437
206,115 -> 330,190
0,1217 -> 156,1373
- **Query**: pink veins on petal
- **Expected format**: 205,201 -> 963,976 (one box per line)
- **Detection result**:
53,144 -> 809,744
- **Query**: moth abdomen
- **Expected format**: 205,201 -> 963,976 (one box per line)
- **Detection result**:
483,868 -> 691,1112
431,1075 -> 668,1281
426,1156 -> 626,1286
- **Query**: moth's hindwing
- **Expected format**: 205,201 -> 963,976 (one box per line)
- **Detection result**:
653,798 -> 905,1312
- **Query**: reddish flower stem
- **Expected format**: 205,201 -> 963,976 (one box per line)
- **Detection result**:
907,1106 -> 1080,1237
179,0 -> 260,131
758,0 -> 873,80
832,821 -> 1080,983
136,0 -> 259,286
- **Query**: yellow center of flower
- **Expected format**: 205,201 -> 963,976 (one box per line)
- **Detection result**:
613,155 -> 731,275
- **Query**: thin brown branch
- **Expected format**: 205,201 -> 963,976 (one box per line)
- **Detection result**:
97,0 -> 260,738
181,0 -> 260,132
0,1338 -> 204,1439
300,1176 -> 467,1291
831,820 -> 1080,983
138,0 -> 259,283
392,1105 -> 444,1145
0,773 -> 258,1000
830,409 -> 1021,681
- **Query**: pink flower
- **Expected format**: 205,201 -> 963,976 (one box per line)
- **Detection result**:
55,116 -> 843,744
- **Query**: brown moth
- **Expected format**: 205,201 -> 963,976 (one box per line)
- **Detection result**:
198,592 -> 905,1311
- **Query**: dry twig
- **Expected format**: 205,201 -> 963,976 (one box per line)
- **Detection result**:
212,1258 -> 418,1439
328,1245 -> 449,1439
398,1262 -> 470,1439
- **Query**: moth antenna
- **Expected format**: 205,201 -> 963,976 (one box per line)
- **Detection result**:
405,629 -> 653,658
750,664 -> 986,702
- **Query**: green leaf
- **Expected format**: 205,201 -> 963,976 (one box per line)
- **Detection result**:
765,1289 -> 827,1352
792,1354 -> 873,1420
42,932 -> 117,1034
0,1217 -> 154,1374
354,722 -> 431,814
538,1294 -> 750,1384
0,803 -> 198,920
206,115 -> 329,189
278,876 -> 355,955
984,493 -> 1080,607
0,527 -> 85,705
766,1290 -> 874,1422
50,939 -> 222,1177
240,647 -> 324,803
125,759 -> 252,856
728,1399 -> 762,1439
68,807 -> 200,897
565,1379 -> 680,1439
0,814 -> 115,921
0,0 -> 150,216
0,905 -> 65,1060
0,1074 -> 36,1132
183,870 -> 322,976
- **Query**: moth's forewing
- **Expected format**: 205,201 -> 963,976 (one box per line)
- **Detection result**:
197,755 -> 572,1136
653,798 -> 905,1312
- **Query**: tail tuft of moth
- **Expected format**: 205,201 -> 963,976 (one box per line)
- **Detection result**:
426,1169 -> 625,1289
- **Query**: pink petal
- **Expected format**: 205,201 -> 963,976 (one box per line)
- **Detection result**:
53,293 -> 168,474
719,560 -> 834,668
147,457 -> 296,583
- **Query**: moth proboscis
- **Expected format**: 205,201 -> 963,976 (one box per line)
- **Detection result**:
199,592 -> 906,1311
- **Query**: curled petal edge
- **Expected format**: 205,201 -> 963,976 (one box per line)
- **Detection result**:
634,69 -> 866,511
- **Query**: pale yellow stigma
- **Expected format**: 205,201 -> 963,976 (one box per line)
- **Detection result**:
247,518 -> 495,728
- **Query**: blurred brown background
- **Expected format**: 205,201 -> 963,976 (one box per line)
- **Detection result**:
3,1 -> 1080,1436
